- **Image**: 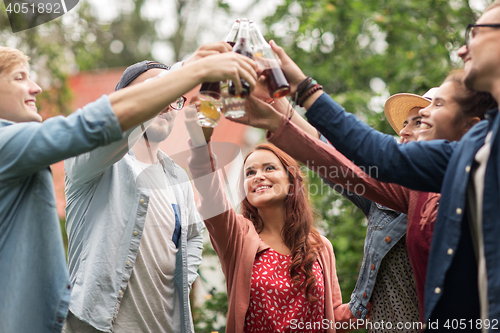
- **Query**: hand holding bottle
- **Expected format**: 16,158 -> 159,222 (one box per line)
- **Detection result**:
250,23 -> 290,98
191,52 -> 257,97
268,40 -> 308,95
184,42 -> 233,66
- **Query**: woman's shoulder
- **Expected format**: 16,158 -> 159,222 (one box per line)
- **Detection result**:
318,234 -> 333,251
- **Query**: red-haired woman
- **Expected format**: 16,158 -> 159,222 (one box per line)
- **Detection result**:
186,119 -> 356,332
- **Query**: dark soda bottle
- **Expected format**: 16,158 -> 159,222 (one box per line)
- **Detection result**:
228,19 -> 253,98
199,20 -> 241,94
249,22 -> 290,98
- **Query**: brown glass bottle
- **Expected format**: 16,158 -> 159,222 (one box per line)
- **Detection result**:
249,22 -> 290,98
228,19 -> 253,97
199,20 -> 241,94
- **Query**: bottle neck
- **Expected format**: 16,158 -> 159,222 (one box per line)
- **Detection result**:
225,22 -> 240,44
253,26 -> 268,46
236,21 -> 250,41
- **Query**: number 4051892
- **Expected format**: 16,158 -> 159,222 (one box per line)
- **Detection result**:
5,2 -> 61,14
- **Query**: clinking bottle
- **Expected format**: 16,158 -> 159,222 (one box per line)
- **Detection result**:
200,19 -> 240,94
228,19 -> 253,98
225,19 -> 240,47
249,22 -> 290,98
199,20 -> 241,94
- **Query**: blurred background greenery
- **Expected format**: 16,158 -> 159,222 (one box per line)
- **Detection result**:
1,0 -> 491,331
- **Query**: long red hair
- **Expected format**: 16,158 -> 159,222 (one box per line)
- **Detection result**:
242,143 -> 324,302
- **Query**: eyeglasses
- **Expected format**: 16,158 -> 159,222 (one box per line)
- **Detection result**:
465,23 -> 500,47
169,96 -> 187,110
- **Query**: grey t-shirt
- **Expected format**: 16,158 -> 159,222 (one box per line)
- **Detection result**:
113,161 -> 179,333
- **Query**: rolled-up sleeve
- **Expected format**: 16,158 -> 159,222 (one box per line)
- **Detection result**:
0,95 -> 123,182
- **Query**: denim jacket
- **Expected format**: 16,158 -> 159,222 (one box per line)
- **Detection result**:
318,135 -> 408,319
0,97 -> 123,333
64,124 -> 204,333
306,92 -> 500,328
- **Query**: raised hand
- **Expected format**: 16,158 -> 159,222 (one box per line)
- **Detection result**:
191,52 -> 258,97
183,41 -> 233,65
252,78 -> 274,104
269,40 -> 307,94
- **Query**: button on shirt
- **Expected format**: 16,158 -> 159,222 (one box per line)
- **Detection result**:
113,161 -> 180,333
64,132 -> 204,333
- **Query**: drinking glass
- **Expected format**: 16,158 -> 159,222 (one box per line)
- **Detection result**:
194,91 -> 223,128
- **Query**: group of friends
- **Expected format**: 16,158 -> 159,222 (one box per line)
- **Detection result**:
1,1 -> 500,332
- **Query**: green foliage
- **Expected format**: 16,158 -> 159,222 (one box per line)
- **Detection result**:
192,240 -> 228,333
193,290 -> 228,333
70,0 -> 157,70
263,0 -> 482,134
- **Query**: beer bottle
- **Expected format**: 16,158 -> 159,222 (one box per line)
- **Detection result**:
228,19 -> 253,98
249,22 -> 290,98
199,19 -> 241,94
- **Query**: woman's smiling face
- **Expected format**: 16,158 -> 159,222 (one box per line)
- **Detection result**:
418,81 -> 467,142
244,149 -> 291,209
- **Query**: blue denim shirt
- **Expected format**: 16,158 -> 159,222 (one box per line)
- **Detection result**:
0,96 -> 123,333
64,124 -> 204,333
306,92 -> 500,327
318,136 -> 408,319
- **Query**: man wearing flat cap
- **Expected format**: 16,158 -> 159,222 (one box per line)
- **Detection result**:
63,43 -> 239,333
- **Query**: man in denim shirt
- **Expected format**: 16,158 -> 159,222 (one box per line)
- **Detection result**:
0,46 -> 257,333
301,4 -> 500,330
63,60 -> 205,333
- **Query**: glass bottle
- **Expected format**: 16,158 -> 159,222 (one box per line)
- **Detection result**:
228,19 -> 253,98
249,22 -> 290,98
200,19 -> 241,95
225,19 -> 240,47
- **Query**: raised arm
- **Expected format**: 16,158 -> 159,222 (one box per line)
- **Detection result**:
1,49 -> 258,183
268,118 -> 411,213
187,141 -> 251,269
110,51 -> 257,132
266,40 -> 454,193
251,82 -> 373,215
304,94 -> 456,193
0,97 -> 122,182
185,107 -> 251,270
317,134 -> 373,217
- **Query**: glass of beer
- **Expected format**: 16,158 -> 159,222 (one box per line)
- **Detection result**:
194,91 -> 223,128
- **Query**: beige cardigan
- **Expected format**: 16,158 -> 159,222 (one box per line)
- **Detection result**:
188,142 -> 355,333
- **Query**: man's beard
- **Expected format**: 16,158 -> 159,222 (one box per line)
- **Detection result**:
143,123 -> 173,143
